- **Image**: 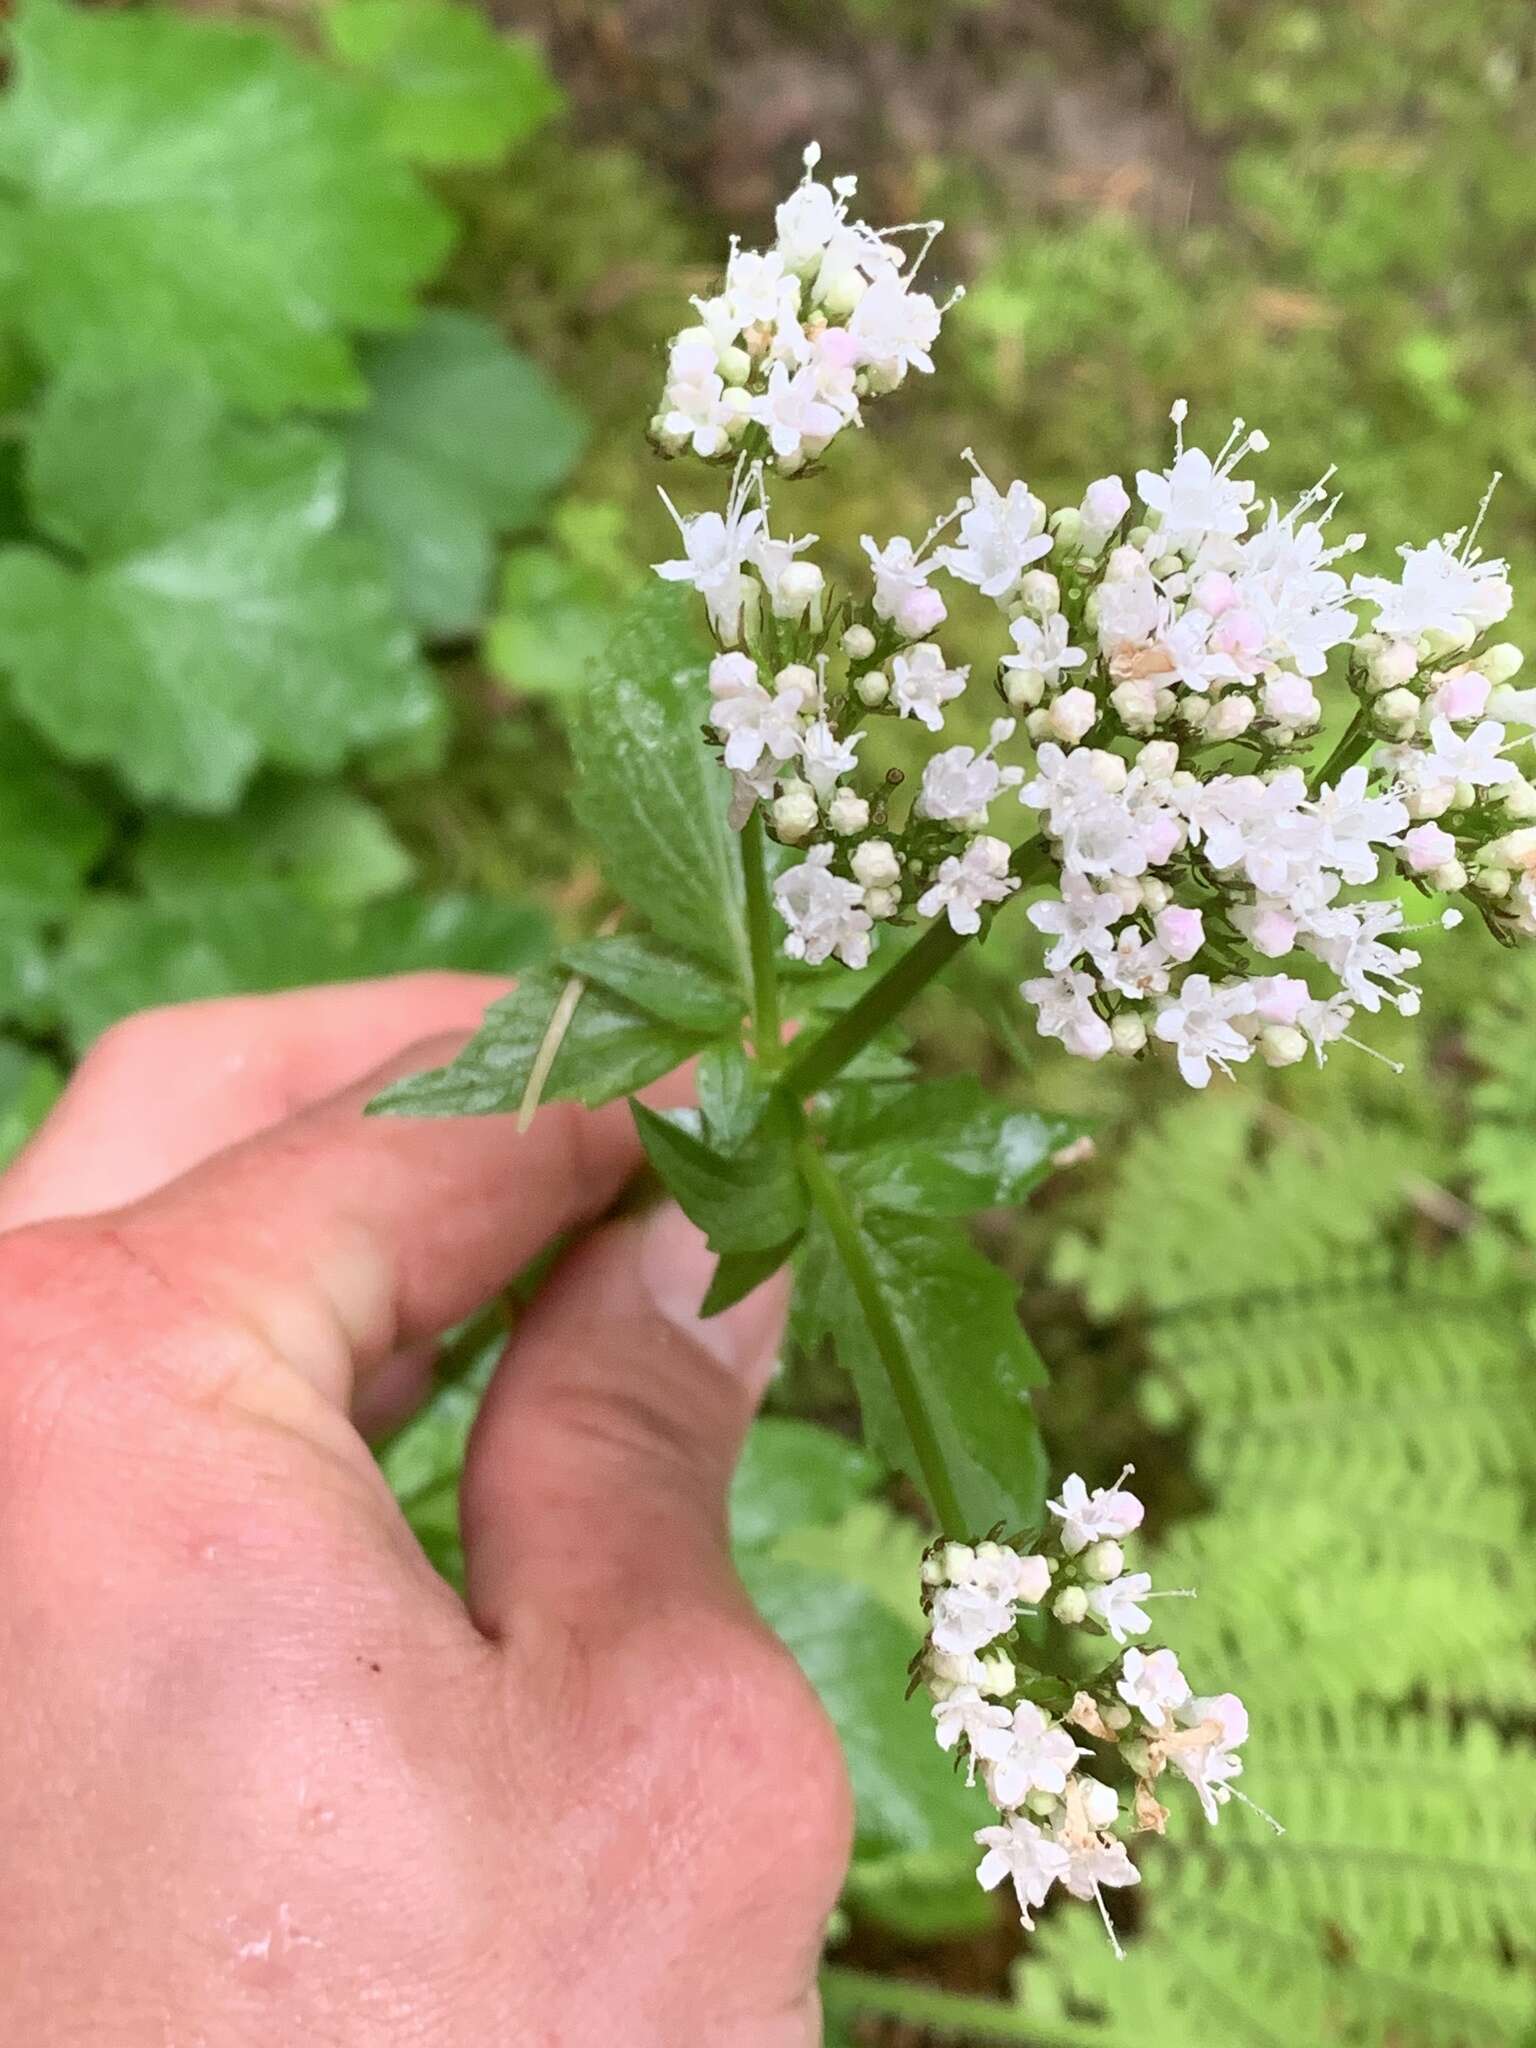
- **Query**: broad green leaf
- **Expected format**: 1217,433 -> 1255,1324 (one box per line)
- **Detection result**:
558,933 -> 742,1035
0,377 -> 439,810
134,782 -> 414,909
49,886 -> 550,1050
572,588 -> 749,989
797,1206 -> 1049,1537
374,964 -> 712,1117
740,1551 -> 976,1855
342,313 -> 586,638
488,544 -> 628,698
632,1098 -> 807,1254
827,1075 -> 1078,1218
321,0 -> 562,167
842,1847 -> 994,1941
696,1041 -> 771,1151
730,1417 -> 879,1552
699,1237 -> 802,1317
0,0 -> 452,412
0,1037 -> 61,1166
0,715 -> 112,920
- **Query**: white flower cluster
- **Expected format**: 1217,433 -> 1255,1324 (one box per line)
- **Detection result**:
650,143 -> 950,476
651,148 -> 1535,1089
919,1468 -> 1271,1955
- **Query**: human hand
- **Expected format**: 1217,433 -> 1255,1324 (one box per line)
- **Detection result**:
0,976 -> 851,2046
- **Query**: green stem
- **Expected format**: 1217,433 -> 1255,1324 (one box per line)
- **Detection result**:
1310,705 -> 1374,793
777,835 -> 1054,1102
740,807 -> 784,1072
795,1134 -> 968,1537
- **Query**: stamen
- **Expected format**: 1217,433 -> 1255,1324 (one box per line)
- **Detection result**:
1340,1033 -> 1407,1075
1231,1788 -> 1286,1836
1463,472 -> 1503,560
1091,1882 -> 1127,1961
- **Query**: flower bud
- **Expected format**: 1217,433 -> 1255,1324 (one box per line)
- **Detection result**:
855,668 -> 891,707
820,268 -> 866,318
1402,820 -> 1457,873
1477,865 -> 1513,898
1367,638 -> 1419,689
1080,1779 -> 1121,1831
1025,708 -> 1051,741
852,838 -> 901,889
1430,859 -> 1468,892
841,623 -> 877,660
894,584 -> 947,641
1486,826 -> 1536,867
1102,1703 -> 1133,1733
1047,687 -> 1098,745
1003,667 -> 1045,710
862,885 -> 900,920
1025,1789 -> 1059,1819
1152,553 -> 1184,581
772,787 -> 819,842
1422,621 -> 1477,657
776,662 -> 818,697
1120,1738 -> 1152,1777
920,1554 -> 945,1587
1049,507 -> 1084,549
1483,642 -> 1525,683
773,560 -> 825,623
1206,694 -> 1255,741
1375,686 -> 1421,734
1019,569 -> 1060,615
1137,741 -> 1180,783
1083,1539 -> 1124,1583
718,344 -> 752,386
942,1542 -> 977,1583
1260,1024 -> 1307,1068
1110,677 -> 1157,731
1502,776 -> 1536,820
827,789 -> 870,835
978,1649 -> 1016,1698
1052,1584 -> 1090,1625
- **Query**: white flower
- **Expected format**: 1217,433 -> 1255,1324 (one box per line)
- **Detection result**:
1096,555 -> 1163,651
1137,418 -> 1261,554
1026,872 -> 1125,973
1084,1572 -> 1153,1645
1233,504 -> 1360,677
1299,897 -> 1421,1015
1077,475 -> 1131,551
1116,1646 -> 1191,1729
653,469 -> 766,643
862,532 -> 933,623
945,1541 -> 1050,1606
1167,1692 -> 1249,1824
707,653 -> 807,774
932,1686 -> 1014,1783
1353,534 -> 1513,640
1047,1470 -> 1145,1555
773,845 -> 873,969
1053,1827 -> 1141,1910
749,361 -> 849,462
986,1702 -> 1087,1808
1306,763 -> 1407,883
1158,608 -> 1245,694
930,1582 -> 1016,1657
916,720 -> 1024,821
1415,715 -> 1518,790
1000,611 -> 1088,691
1153,974 -> 1258,1088
848,269 -> 943,379
917,835 -> 1018,936
937,467 -> 1053,601
1022,970 -> 1113,1060
974,1816 -> 1070,1930
798,718 -> 862,798
890,642 -> 969,730
662,369 -> 733,458
722,246 -> 801,335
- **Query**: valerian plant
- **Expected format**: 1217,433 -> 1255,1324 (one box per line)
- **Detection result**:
378,146 -> 1535,1951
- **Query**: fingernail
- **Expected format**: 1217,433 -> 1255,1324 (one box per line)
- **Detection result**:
638,1201 -> 788,1391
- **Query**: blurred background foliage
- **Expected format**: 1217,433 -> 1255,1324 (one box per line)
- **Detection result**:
0,0 -> 1532,2039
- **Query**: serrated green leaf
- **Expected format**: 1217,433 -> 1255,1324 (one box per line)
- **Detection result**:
730,1417 -> 879,1551
133,781 -> 414,909
0,0 -> 452,412
0,715 -> 112,920
828,1075 -> 1078,1218
0,377 -> 439,811
632,1097 -> 807,1255
321,0 -> 562,167
797,1206 -> 1049,1537
699,1237 -> 801,1317
375,964 -> 711,1117
696,1041 -> 771,1150
572,587 -> 749,989
342,313 -> 586,638
49,886 -> 549,1050
558,933 -> 742,1035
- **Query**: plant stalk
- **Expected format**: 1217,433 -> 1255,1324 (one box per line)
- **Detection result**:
777,835 -> 1054,1102
740,806 -> 785,1072
795,1134 -> 968,1538
1310,705 -> 1374,793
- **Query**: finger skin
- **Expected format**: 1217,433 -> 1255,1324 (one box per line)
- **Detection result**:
0,973 -> 512,1231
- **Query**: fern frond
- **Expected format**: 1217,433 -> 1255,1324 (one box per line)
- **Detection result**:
1464,948 -> 1536,1242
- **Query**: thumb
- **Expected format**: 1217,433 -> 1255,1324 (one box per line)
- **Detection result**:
461,1202 -> 788,1637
